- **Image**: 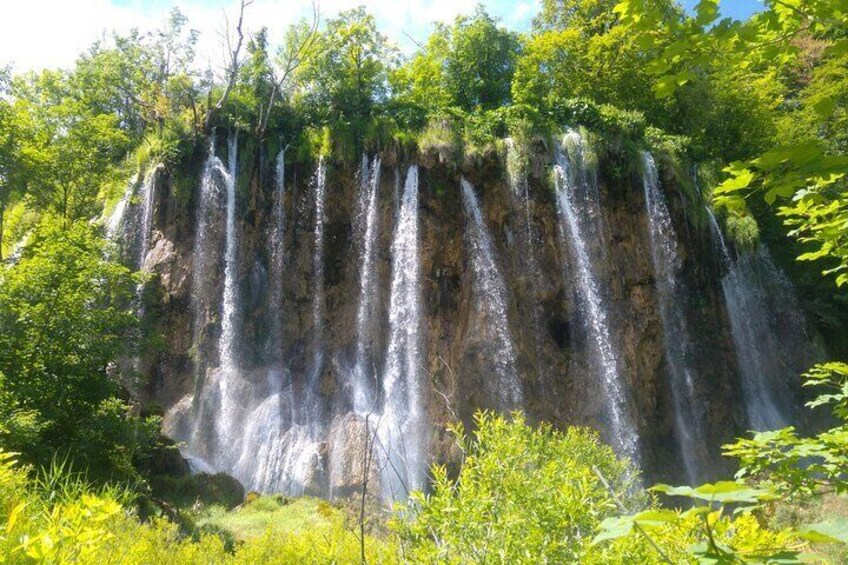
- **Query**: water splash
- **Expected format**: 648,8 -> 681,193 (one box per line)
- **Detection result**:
461,177 -> 523,409
553,131 -> 640,465
379,165 -> 427,501
707,210 -> 811,431
642,151 -> 703,484
352,155 -> 382,414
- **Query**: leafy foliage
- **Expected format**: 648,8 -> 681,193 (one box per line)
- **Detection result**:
596,362 -> 848,564
0,220 -> 158,480
394,411 -> 647,563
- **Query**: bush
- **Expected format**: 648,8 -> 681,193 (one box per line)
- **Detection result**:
393,411 -> 645,563
0,448 -> 397,564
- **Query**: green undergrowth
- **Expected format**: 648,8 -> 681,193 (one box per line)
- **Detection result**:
193,496 -> 339,541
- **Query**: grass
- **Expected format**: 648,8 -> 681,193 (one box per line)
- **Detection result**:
194,495 -> 341,541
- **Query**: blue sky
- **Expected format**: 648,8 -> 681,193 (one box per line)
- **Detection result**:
2,0 -> 765,72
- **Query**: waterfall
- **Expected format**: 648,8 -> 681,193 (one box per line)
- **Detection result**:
191,135 -> 227,370
220,133 -> 240,371
228,156 -> 328,495
310,157 -> 327,388
707,210 -> 810,431
352,155 -> 382,414
107,175 -> 136,239
379,165 -> 427,500
268,148 -> 286,361
174,131 -> 243,473
105,166 -> 158,269
552,131 -> 640,465
171,141 -> 322,495
642,151 -> 703,483
461,178 -> 523,409
505,138 -> 544,383
137,167 -> 159,268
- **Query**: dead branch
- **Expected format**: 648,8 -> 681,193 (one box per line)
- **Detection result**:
205,0 -> 252,132
257,0 -> 320,140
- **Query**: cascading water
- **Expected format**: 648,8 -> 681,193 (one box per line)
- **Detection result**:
267,148 -> 286,360
171,144 -> 323,494
352,155 -> 382,414
310,158 -> 327,389
707,210 -> 811,431
172,132 -> 233,469
137,167 -> 159,268
379,165 -> 427,501
461,178 -> 523,409
505,138 -> 545,382
553,131 -> 640,465
248,158 -> 330,494
107,175 -> 136,240
185,132 -> 243,471
220,133 -> 240,371
642,151 -> 704,483
106,166 -> 160,270
249,159 -> 329,495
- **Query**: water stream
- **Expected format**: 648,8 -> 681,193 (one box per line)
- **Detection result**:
461,177 -> 523,409
379,165 -> 427,501
553,131 -> 640,465
642,151 -> 703,483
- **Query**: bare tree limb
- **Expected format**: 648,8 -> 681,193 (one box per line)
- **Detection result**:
257,0 -> 320,140
205,0 -> 252,133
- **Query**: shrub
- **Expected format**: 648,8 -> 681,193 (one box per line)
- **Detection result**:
394,411 -> 644,563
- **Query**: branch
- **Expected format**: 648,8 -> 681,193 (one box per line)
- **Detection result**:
258,0 -> 320,139
205,0 -> 252,132
592,466 -> 675,565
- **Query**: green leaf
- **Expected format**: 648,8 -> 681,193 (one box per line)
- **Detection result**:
653,74 -> 679,98
798,518 -> 848,544
813,97 -> 836,119
632,509 -> 679,528
592,516 -> 635,544
694,0 -> 719,26
651,483 -> 695,497
714,169 -> 755,194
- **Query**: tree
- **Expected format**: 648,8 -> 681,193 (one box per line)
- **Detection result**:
13,71 -> 128,221
73,9 -> 200,142
255,4 -> 320,140
391,7 -> 521,115
534,0 -> 619,34
0,220 -> 157,478
443,7 -> 522,111
296,7 -> 395,123
0,68 -> 33,260
205,0 -> 252,132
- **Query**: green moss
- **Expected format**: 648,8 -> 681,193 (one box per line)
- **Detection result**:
418,114 -> 463,163
725,212 -> 761,252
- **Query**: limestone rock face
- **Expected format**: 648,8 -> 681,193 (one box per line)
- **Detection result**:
143,234 -> 191,302
129,140 -> 813,497
326,413 -> 379,499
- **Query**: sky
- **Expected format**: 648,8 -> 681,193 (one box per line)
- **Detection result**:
0,0 -> 763,73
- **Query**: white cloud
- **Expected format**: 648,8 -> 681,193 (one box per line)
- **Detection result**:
0,0 -> 524,73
